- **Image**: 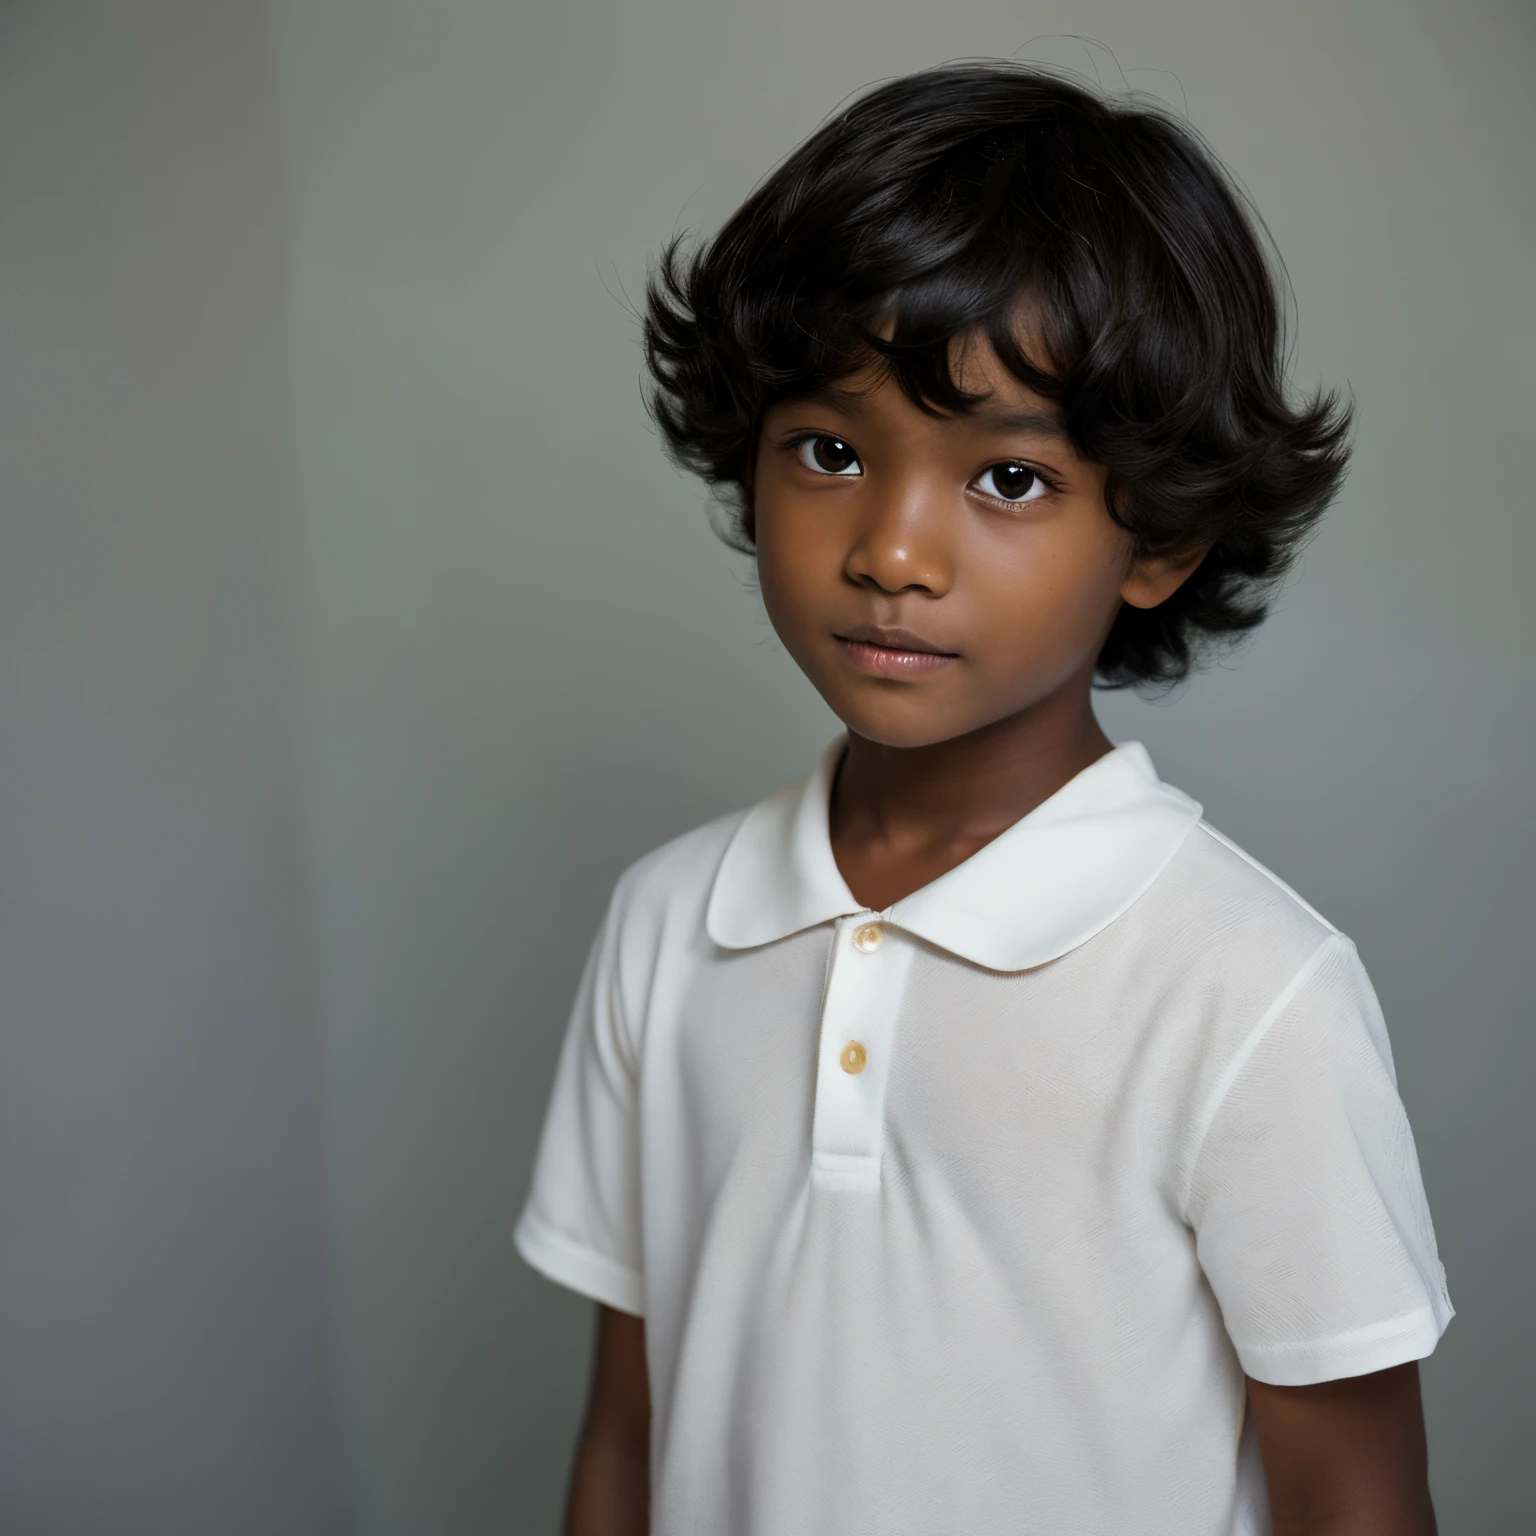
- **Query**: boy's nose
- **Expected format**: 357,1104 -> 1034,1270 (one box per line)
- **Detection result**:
842,489 -> 953,597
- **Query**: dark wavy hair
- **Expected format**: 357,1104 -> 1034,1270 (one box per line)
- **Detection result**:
642,62 -> 1352,687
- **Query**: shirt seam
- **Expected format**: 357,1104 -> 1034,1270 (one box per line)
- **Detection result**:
1178,930 -> 1349,1219
605,861 -> 648,1076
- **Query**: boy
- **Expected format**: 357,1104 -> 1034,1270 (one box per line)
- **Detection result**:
516,63 -> 1452,1534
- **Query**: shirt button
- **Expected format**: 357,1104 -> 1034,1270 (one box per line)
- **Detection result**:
852,922 -> 884,953
840,1040 -> 868,1074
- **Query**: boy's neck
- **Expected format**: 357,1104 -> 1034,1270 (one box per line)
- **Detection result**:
828,684 -> 1114,911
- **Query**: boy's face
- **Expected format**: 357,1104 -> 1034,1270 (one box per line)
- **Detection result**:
753,332 -> 1199,750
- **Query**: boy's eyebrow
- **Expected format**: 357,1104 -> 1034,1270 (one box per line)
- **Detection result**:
964,405 -> 1069,440
792,383 -> 878,412
790,386 -> 1069,444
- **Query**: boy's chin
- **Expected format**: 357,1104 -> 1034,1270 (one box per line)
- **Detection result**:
827,699 -> 993,752
825,681 -> 1088,752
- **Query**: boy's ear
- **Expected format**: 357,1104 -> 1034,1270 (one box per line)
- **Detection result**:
1120,544 -> 1210,611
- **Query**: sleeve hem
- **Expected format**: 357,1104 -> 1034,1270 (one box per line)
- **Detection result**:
514,1206 -> 645,1316
1235,1300 -> 1453,1386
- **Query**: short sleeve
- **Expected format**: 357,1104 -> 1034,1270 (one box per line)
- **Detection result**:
1185,933 -> 1453,1386
515,883 -> 645,1315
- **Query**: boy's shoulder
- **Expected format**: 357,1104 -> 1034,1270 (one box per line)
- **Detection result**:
1138,813 -> 1343,976
1189,818 -> 1335,927
606,804 -> 752,930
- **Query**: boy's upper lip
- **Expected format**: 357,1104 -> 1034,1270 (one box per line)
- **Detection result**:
835,623 -> 958,656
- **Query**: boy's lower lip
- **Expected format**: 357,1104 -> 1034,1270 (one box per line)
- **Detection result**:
835,637 -> 958,676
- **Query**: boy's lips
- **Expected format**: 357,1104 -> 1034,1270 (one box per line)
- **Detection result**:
833,624 -> 959,677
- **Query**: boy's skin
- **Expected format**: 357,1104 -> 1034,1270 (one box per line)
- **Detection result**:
562,333 -> 1436,1535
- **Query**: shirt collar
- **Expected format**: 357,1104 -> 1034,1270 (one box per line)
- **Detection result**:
705,737 -> 1202,972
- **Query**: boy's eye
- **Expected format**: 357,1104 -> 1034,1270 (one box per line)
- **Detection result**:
973,462 -> 1050,503
796,435 -> 862,476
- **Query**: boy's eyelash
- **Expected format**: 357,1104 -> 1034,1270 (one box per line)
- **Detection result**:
779,431 -> 854,456
977,463 -> 1065,497
779,433 -> 1063,496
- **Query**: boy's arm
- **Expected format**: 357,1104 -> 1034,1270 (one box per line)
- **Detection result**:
1247,1362 -> 1436,1534
564,1305 -> 650,1536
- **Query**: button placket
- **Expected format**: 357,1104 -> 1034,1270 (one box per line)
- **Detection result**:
810,915 -> 913,1191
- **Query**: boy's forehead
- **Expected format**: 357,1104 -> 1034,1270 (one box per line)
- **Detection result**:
785,343 -> 1071,444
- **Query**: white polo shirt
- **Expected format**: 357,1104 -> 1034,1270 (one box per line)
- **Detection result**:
516,740 -> 1452,1536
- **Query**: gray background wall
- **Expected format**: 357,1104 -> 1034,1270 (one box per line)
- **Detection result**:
1,0 -> 1530,1531
0,4 -> 342,1532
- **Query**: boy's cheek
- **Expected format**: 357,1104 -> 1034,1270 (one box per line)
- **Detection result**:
754,555 -> 834,698
754,522 -> 836,644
